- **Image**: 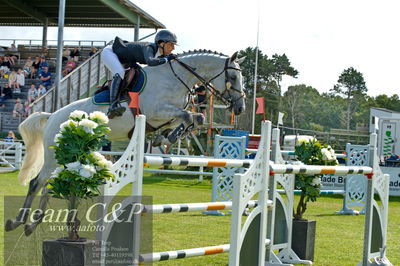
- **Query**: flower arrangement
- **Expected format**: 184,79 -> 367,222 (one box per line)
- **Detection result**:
47,110 -> 114,240
48,110 -> 114,199
293,138 -> 338,220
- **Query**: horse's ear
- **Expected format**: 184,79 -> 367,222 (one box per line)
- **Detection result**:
230,51 -> 238,62
237,56 -> 246,64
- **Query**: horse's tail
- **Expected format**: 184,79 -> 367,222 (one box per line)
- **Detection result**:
18,112 -> 51,185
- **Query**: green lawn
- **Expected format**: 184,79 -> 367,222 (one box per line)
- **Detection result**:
1,171 -> 399,265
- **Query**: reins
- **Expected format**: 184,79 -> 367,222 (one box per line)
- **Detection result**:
168,57 -> 244,108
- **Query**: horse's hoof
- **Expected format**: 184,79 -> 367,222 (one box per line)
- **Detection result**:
5,219 -> 18,231
24,223 -> 35,236
152,135 -> 164,147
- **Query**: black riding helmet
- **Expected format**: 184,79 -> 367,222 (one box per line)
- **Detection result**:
155,30 -> 178,45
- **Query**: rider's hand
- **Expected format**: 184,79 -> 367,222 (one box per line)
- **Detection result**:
167,54 -> 177,61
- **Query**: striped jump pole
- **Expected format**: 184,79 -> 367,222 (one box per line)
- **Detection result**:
270,163 -> 373,176
143,200 -> 274,214
140,239 -> 272,263
276,189 -> 344,195
140,244 -> 230,263
144,155 -> 252,168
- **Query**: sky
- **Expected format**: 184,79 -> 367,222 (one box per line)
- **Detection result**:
0,0 -> 399,97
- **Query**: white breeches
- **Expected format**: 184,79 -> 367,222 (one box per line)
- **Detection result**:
101,45 -> 125,78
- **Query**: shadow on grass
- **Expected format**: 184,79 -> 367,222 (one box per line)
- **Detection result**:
311,213 -> 361,217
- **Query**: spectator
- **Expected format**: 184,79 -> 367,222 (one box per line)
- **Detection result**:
70,47 -> 80,61
24,101 -> 30,117
1,56 -> 11,69
8,69 -> 17,89
9,44 -> 19,63
62,59 -> 76,76
0,83 -> 12,107
39,56 -> 49,75
4,131 -> 16,142
62,46 -> 71,62
194,84 -> 207,117
89,47 -> 97,57
23,56 -> 33,77
31,56 -> 41,78
0,56 -> 11,77
42,46 -> 49,58
27,84 -> 38,103
37,84 -> 47,96
15,68 -> 25,93
39,66 -> 52,88
12,98 -> 25,118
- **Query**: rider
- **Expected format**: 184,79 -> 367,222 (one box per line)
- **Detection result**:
101,30 -> 178,117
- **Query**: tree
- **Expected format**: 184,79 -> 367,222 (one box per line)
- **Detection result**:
271,53 -> 299,88
283,84 -> 319,129
330,67 -> 367,131
237,48 -> 299,130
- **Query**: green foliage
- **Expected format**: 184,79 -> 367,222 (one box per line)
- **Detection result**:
238,47 -> 298,95
293,139 -> 338,220
330,67 -> 368,130
47,111 -> 114,200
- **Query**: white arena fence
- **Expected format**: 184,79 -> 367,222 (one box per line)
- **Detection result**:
0,141 -> 23,171
96,115 -> 391,266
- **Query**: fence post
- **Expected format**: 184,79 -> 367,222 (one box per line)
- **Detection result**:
67,76 -> 71,104
78,68 -> 81,99
15,142 -> 23,169
87,59 -> 92,93
97,53 -> 101,84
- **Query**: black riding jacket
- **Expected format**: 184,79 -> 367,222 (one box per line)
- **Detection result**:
112,36 -> 166,66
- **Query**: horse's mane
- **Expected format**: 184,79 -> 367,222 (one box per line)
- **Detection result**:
177,49 -> 228,58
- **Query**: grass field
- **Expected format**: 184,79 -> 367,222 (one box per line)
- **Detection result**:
1,171 -> 399,266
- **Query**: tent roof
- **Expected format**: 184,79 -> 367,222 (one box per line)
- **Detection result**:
0,0 -> 165,28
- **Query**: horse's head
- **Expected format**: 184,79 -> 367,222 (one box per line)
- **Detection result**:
210,52 -> 246,115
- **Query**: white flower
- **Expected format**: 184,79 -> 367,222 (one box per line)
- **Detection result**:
311,177 -> 321,186
89,111 -> 109,124
328,146 -> 336,157
66,161 -> 81,172
51,167 -> 64,177
92,151 -> 105,162
97,157 -> 113,169
79,119 -> 98,130
79,164 -> 97,178
60,120 -> 78,131
54,133 -> 62,143
296,136 -> 315,146
321,147 -> 337,162
69,110 -> 88,120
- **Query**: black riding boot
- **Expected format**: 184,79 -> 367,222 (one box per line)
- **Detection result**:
108,74 -> 126,118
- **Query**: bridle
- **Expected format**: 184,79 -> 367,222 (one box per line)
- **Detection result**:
168,57 -> 246,108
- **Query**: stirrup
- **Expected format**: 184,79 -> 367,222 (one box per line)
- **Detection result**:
107,102 -> 126,118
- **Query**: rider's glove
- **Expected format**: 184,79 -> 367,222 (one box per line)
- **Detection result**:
167,54 -> 177,61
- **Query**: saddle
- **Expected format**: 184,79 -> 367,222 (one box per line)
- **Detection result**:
92,65 -> 146,105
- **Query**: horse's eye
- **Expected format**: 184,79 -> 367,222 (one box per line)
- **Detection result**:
230,75 -> 237,81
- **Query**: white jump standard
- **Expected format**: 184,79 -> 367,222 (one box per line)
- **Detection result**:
97,115 -> 391,266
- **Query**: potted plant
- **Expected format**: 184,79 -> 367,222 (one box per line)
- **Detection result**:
43,110 -> 114,265
292,138 -> 338,260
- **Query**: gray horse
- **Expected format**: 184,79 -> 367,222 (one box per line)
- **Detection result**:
5,50 -> 246,235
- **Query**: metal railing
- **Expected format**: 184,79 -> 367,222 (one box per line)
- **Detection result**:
0,39 -> 107,49
31,44 -> 110,113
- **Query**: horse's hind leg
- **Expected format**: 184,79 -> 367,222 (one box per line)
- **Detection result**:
24,186 -> 51,236
5,176 -> 42,231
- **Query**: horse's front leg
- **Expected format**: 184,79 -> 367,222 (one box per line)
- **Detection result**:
153,109 -> 205,146
5,176 -> 43,231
